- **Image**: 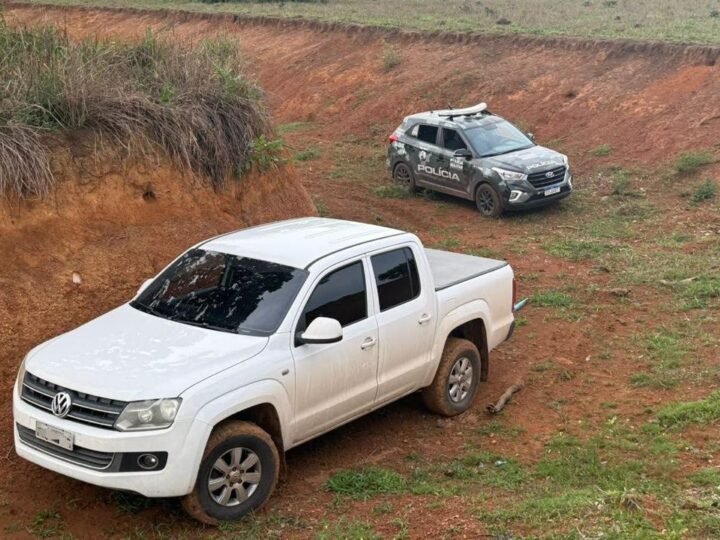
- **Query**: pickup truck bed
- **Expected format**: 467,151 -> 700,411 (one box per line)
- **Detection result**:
425,248 -> 508,291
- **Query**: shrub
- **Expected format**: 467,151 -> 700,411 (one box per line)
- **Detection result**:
691,179 -> 717,203
674,151 -> 714,175
0,23 -> 270,198
381,45 -> 402,72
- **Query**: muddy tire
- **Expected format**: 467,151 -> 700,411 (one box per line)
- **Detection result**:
393,162 -> 417,193
422,338 -> 481,417
475,183 -> 502,217
181,421 -> 280,525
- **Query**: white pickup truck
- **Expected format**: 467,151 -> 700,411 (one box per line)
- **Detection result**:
13,218 -> 517,524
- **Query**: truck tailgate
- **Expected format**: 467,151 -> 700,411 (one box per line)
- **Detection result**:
425,248 -> 508,291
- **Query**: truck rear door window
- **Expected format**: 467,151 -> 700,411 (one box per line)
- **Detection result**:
299,261 -> 367,331
371,248 -> 421,311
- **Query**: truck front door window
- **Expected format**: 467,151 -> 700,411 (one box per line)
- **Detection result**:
298,261 -> 367,334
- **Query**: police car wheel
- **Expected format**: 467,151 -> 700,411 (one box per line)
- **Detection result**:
393,163 -> 416,193
475,184 -> 502,217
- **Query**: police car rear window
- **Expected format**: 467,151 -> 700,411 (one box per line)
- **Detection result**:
411,124 -> 438,145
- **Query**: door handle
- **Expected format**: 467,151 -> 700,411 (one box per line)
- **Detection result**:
360,337 -> 377,350
418,313 -> 433,325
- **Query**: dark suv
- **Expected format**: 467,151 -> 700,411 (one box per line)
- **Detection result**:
387,103 -> 572,216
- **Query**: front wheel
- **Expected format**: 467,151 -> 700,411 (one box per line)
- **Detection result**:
422,338 -> 481,416
182,421 -> 280,525
475,184 -> 503,217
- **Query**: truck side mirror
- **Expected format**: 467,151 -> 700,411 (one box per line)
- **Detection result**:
137,278 -> 153,296
453,148 -> 473,160
298,317 -> 343,345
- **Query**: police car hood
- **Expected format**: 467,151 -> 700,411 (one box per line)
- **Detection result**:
483,145 -> 565,174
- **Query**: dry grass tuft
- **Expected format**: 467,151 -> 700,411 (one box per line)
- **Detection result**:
0,21 -> 270,198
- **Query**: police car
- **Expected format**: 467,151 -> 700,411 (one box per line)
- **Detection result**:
387,103 -> 572,217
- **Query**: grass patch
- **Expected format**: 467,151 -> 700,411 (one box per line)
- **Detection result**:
373,184 -> 412,199
326,467 -> 406,500
381,44 -> 402,72
691,179 -> 717,203
317,519 -> 381,540
675,151 -> 714,175
28,510 -> 64,538
590,144 -> 612,157
657,391 -> 720,428
546,239 -> 612,261
443,451 -> 527,489
0,23 -> 269,198
276,121 -> 315,134
689,468 -> 720,487
531,291 -> 573,308
294,147 -> 320,161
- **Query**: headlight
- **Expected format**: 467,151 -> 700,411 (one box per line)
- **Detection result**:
16,356 -> 27,395
115,398 -> 182,431
562,154 -> 569,166
492,168 -> 528,182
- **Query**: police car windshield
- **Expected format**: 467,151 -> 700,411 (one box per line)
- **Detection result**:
464,118 -> 534,158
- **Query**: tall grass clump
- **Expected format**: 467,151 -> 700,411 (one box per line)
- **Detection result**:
0,21 -> 270,198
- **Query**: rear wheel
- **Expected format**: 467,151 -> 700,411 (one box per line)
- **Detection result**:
475,184 -> 502,217
422,338 -> 481,416
182,421 -> 279,525
393,162 -> 417,193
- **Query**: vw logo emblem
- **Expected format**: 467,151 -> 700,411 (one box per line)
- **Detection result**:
51,392 -> 72,418
545,171 -> 555,178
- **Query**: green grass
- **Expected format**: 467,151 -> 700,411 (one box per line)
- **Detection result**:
21,0 -> 720,44
691,179 -> 717,203
657,391 -> 720,428
316,519 -> 381,540
373,184 -> 412,199
28,510 -> 64,538
590,144 -> 612,157
326,468 -> 406,500
545,239 -> 612,261
294,147 -> 320,161
531,291 -> 573,308
674,151 -> 714,175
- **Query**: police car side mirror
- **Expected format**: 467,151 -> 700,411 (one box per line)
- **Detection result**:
453,148 -> 473,160
527,132 -> 536,142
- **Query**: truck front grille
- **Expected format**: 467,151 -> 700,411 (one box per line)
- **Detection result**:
17,424 -> 115,470
528,166 -> 566,188
21,372 -> 127,430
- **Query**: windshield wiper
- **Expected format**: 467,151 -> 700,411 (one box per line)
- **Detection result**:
174,318 -> 231,333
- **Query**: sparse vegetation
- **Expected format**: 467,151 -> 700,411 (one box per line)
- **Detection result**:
691,179 -> 717,203
590,144 -> 612,157
674,151 -> 714,175
381,44 -> 402,72
658,391 -> 720,428
22,0 -> 720,43
326,468 -> 406,500
0,22 -> 269,198
373,184 -> 412,199
294,147 -> 320,161
531,290 -> 573,308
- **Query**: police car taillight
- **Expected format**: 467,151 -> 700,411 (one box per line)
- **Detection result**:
388,133 -> 399,143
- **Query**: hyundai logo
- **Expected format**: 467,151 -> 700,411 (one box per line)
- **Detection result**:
545,171 -> 555,178
51,391 -> 72,418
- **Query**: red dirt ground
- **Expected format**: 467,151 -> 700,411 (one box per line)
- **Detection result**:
1,5 -> 719,539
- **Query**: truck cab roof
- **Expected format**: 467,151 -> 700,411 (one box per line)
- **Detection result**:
202,217 -> 406,269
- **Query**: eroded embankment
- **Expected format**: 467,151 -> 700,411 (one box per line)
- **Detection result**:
5,3 -> 720,172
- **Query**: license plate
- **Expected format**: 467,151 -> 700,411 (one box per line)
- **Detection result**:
545,186 -> 561,196
36,421 -> 74,451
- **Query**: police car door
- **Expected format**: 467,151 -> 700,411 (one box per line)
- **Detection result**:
408,124 -> 442,187
437,127 -> 472,195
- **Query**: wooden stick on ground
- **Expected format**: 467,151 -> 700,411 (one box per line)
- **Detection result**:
486,381 -> 524,414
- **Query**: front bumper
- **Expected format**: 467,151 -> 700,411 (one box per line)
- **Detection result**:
505,172 -> 573,209
13,387 -> 211,497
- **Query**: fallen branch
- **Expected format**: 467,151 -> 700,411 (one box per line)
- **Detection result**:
486,381 -> 524,414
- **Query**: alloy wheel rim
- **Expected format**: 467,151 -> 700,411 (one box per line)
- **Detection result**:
394,165 -> 411,186
208,447 -> 262,506
477,190 -> 494,213
448,356 -> 473,403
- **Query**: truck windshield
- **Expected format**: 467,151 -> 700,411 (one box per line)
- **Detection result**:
464,118 -> 534,158
131,249 -> 308,336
